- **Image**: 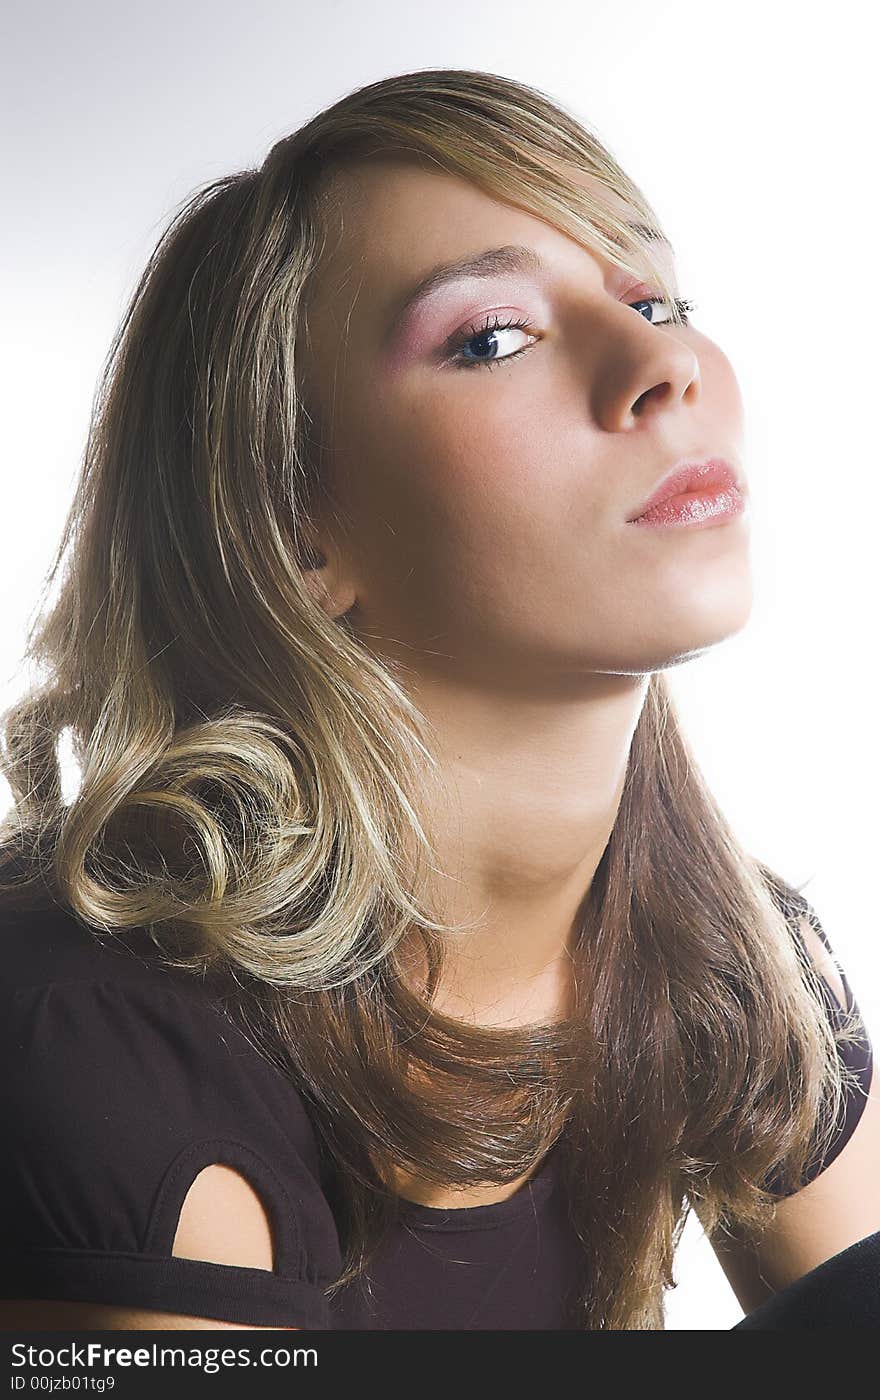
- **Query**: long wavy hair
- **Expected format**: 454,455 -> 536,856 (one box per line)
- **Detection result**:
0,68 -> 864,1329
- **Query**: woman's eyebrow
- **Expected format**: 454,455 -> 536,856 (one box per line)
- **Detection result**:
382,223 -> 672,344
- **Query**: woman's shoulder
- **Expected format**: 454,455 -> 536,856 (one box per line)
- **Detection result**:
0,844 -> 181,998
0,885 -> 341,1326
0,893 -> 322,1164
0,891 -> 196,1001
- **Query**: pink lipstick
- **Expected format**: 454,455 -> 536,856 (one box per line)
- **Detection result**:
627,458 -> 746,529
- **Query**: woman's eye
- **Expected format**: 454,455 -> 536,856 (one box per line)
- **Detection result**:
447,315 -> 537,372
630,295 -> 695,327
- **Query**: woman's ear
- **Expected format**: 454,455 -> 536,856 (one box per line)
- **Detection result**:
297,521 -> 358,620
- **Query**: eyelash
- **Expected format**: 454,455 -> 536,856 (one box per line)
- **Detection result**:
446,296 -> 698,372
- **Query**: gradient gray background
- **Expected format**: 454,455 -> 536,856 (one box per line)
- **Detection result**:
2,0 -> 877,1328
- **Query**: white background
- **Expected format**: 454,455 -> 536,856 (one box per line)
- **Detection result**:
2,0 -> 877,1329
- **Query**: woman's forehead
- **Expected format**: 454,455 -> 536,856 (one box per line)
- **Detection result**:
317,154 -> 643,267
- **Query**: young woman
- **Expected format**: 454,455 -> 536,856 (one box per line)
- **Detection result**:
0,68 -> 874,1332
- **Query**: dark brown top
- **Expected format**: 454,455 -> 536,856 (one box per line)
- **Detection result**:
0,883 -> 872,1328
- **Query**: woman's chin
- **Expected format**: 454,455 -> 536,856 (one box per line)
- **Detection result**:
621,583 -> 754,672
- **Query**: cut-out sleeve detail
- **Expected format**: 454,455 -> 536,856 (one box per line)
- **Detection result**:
0,965 -> 341,1327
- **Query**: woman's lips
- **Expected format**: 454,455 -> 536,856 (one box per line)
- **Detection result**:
630,482 -> 746,528
627,457 -> 747,528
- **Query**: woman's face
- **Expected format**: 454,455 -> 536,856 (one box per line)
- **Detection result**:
301,154 -> 751,683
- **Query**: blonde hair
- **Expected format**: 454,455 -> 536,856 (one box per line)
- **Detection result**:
0,68 -> 863,1328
